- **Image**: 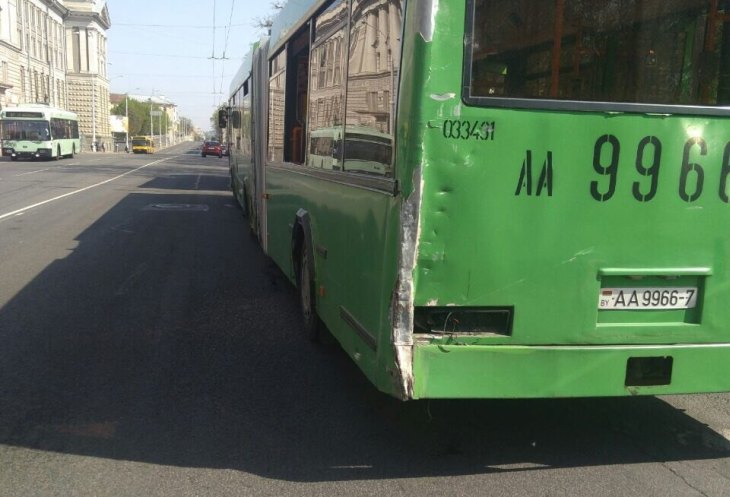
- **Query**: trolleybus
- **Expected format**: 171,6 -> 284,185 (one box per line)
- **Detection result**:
224,0 -> 730,399
0,104 -> 79,160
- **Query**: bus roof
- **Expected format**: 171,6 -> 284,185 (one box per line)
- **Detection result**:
269,0 -> 325,55
229,42 -> 259,96
0,104 -> 78,121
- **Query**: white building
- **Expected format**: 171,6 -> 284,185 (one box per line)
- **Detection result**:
0,0 -> 111,150
0,0 -> 69,109
63,0 -> 111,150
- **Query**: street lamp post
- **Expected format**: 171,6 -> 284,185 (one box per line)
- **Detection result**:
92,78 -> 96,151
125,93 -> 129,151
149,97 -> 154,141
157,94 -> 166,148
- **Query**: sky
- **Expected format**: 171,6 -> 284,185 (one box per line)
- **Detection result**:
106,0 -> 274,132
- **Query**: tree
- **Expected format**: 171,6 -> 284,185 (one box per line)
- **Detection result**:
111,98 -> 170,137
210,105 -> 227,140
252,1 -> 284,34
178,116 -> 194,139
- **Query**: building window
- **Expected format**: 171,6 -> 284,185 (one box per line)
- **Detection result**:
20,66 -> 25,100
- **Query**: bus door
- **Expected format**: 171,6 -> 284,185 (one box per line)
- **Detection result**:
253,39 -> 270,252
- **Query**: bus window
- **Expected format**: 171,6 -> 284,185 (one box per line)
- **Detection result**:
307,0 -> 347,170
344,0 -> 403,177
467,0 -> 730,106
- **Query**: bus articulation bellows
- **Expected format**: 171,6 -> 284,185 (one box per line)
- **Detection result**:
0,104 -> 79,160
223,0 -> 730,399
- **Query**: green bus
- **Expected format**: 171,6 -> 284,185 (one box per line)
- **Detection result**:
0,104 -> 79,160
224,0 -> 730,400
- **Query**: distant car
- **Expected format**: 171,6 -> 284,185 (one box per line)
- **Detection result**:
201,140 -> 223,158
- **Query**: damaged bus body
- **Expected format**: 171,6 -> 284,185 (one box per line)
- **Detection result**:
224,0 -> 730,399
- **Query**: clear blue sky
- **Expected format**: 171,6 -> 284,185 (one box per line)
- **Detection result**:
106,0 -> 273,132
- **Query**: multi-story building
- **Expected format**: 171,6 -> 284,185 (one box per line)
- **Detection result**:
63,0 -> 110,150
0,0 -> 111,150
0,0 -> 69,109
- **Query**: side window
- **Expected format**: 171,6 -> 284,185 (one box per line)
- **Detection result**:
241,79 -> 251,158
467,0 -> 730,107
345,0 -> 403,177
270,26 -> 311,165
268,49 -> 286,163
307,0 -> 347,171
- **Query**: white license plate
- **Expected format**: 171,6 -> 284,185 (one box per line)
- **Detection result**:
598,287 -> 698,310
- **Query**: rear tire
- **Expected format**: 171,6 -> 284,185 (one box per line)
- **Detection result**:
299,244 -> 320,342
56,145 -> 61,160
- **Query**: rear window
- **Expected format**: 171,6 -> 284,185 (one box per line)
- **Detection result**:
464,0 -> 730,111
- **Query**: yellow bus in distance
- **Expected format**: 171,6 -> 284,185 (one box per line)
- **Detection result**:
131,136 -> 154,154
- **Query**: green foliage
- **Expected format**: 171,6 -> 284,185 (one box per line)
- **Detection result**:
210,105 -> 227,140
111,97 -> 171,136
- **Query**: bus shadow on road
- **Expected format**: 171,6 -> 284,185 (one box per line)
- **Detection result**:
0,177 -> 728,483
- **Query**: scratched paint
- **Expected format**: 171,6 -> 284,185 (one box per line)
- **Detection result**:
223,0 -> 730,400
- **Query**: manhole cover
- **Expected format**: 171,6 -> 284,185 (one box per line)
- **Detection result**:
143,203 -> 209,212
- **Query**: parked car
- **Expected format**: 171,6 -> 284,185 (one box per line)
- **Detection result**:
201,140 -> 223,158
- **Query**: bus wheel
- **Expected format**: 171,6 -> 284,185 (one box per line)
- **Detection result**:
70,145 -> 75,159
56,145 -> 61,160
299,244 -> 320,342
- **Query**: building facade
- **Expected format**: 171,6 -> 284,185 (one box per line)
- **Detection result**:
0,0 -> 111,150
63,0 -> 110,150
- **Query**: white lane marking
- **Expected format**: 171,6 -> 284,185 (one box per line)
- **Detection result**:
15,168 -> 52,176
194,173 -> 202,190
0,156 -> 176,222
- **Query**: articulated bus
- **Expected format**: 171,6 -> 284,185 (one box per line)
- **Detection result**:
0,104 -> 79,160
224,0 -> 730,400
131,136 -> 155,154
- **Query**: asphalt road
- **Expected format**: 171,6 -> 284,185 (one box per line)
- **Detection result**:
0,144 -> 728,497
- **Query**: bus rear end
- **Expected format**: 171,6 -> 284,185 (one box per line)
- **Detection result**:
405,0 -> 730,398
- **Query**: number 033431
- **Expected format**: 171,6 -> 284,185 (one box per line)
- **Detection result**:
598,287 -> 698,310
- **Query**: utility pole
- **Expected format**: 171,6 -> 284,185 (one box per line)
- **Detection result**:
92,78 -> 96,150
125,93 -> 129,151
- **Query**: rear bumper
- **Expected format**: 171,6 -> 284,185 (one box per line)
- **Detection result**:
412,343 -> 730,399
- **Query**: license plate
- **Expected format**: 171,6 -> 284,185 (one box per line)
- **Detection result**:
598,287 -> 698,310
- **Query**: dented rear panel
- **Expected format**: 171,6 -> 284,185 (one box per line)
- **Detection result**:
403,0 -> 730,398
